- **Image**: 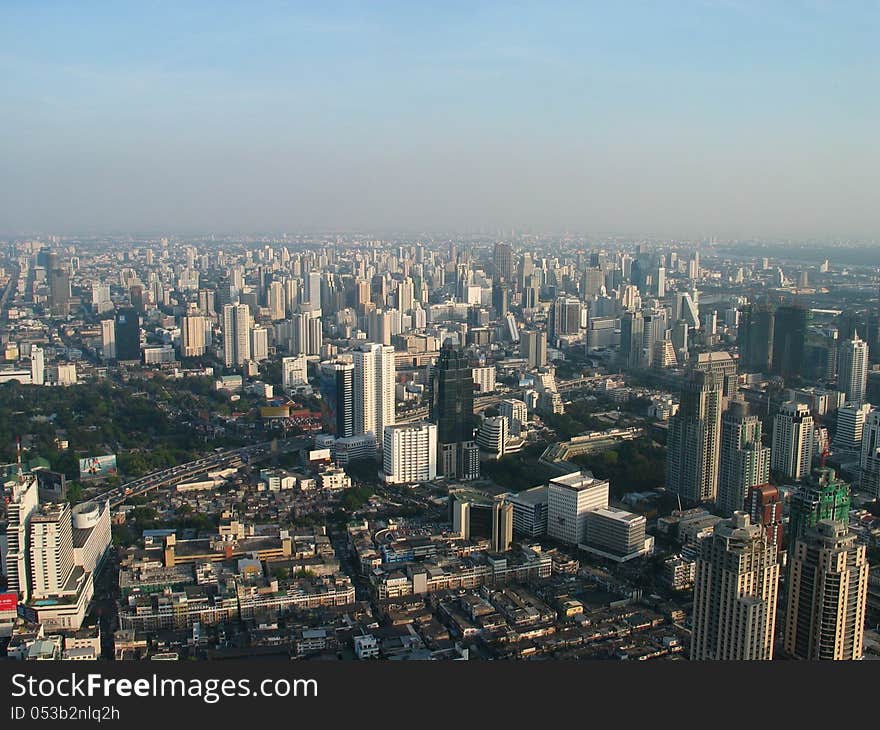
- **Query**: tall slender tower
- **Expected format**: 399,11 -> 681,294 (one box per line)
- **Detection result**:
666,369 -> 724,504
690,512 -> 780,660
784,519 -> 868,660
222,303 -> 251,367
771,402 -> 815,481
717,397 -> 770,516
838,332 -> 869,405
429,342 -> 477,479
352,342 -> 396,447
861,410 -> 880,497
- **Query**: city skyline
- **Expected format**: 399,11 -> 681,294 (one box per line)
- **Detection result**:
2,2 -> 879,239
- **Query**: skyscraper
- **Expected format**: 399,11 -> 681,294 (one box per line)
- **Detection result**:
746,484 -> 784,556
222,303 -> 251,367
837,333 -> 869,405
788,467 -> 851,544
319,360 -> 355,437
771,402 -> 815,482
548,296 -> 582,345
429,343 -> 477,479
860,410 -> 880,497
717,397 -> 770,516
520,329 -> 547,368
493,241 -> 514,284
352,342 -> 396,447
737,302 -> 774,373
48,267 -> 71,316
101,318 -> 116,360
29,502 -> 75,599
620,310 -> 645,368
114,307 -> 141,361
181,312 -> 207,357
491,497 -> 514,553
665,369 -> 724,504
771,305 -> 809,380
4,473 -> 39,601
382,422 -> 437,484
690,512 -> 779,660
784,519 -> 868,660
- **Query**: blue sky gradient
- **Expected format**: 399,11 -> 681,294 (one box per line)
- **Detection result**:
2,1 -> 878,237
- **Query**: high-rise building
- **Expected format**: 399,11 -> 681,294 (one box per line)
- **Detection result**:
860,410 -> 880,497
429,343 -> 477,479
745,484 -> 784,556
382,422 -> 437,485
452,498 -> 471,540
499,398 -> 529,434
491,497 -> 514,553
788,467 -> 851,544
717,398 -> 770,516
114,307 -> 141,361
4,473 -> 39,601
772,305 -> 809,379
620,310 -> 645,368
833,402 -> 872,451
222,303 -> 251,367
352,342 -> 396,447
837,333 -> 869,405
29,502 -> 74,599
784,519 -> 868,660
771,402 -> 815,481
319,360 -> 354,437
30,345 -> 45,386
476,415 -> 508,458
282,355 -> 309,390
690,512 -> 779,660
48,267 -> 71,316
250,326 -> 269,362
181,313 -> 206,357
665,369 -> 724,504
548,296 -> 582,345
520,329 -> 547,368
547,471 -> 609,546
737,302 -> 775,373
101,318 -> 116,360
493,242 -> 514,284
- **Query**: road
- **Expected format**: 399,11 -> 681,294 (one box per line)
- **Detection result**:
100,436 -> 311,507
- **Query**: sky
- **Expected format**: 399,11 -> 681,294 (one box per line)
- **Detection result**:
1,1 -> 878,239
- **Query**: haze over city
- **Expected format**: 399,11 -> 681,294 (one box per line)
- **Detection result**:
2,1 -> 878,239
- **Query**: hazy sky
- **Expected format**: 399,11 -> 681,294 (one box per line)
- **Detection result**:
2,1 -> 878,239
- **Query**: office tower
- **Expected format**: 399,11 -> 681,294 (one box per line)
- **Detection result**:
546,471 -> 610,546
746,484 -> 784,556
368,309 -> 394,346
289,310 -> 322,355
522,274 -> 540,309
499,398 -> 529,433
4,473 -> 39,601
771,402 -> 815,481
30,345 -> 45,386
690,512 -> 779,660
249,326 -> 269,362
789,467 -> 851,544
493,241 -> 514,283
508,486 -> 549,538
429,343 -> 477,479
520,329 -> 547,368
771,305 -> 809,379
838,333 -> 869,405
382,422 -> 437,485
491,282 -> 509,319
48,267 -> 70,316
834,402 -> 872,451
861,410 -> 880,497
101,318 -> 116,360
665,370 -> 724,504
620,310 -> 645,368
304,271 -> 322,307
491,497 -> 514,552
784,519 -> 868,660
476,415 -> 508,458
641,309 -> 667,368
268,280 -> 286,320
581,266 -> 605,299
197,288 -> 215,316
692,351 -> 739,400
352,342 -> 396,447
548,296 -> 581,345
129,283 -> 145,313
114,307 -> 141,361
181,313 -> 206,357
717,398 -> 770,516
452,499 -> 471,540
737,302 -> 775,373
222,303 -> 251,367
91,283 -> 112,314
370,274 -> 386,308
29,502 -> 74,599
396,277 -> 414,313
319,360 -> 355,437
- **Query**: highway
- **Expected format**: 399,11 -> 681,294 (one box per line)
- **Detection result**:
101,436 -> 311,507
